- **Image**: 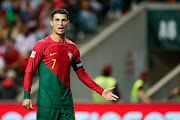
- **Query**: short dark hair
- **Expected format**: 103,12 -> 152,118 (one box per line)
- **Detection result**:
51,9 -> 69,20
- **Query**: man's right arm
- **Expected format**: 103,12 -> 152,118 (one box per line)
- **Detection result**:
23,42 -> 43,110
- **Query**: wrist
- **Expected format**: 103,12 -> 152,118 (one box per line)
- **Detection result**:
24,90 -> 30,99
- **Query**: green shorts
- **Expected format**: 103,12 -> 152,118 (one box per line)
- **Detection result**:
37,106 -> 75,120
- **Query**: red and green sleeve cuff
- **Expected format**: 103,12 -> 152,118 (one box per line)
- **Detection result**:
24,90 -> 30,99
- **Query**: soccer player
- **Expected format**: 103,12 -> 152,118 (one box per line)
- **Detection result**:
22,9 -> 119,120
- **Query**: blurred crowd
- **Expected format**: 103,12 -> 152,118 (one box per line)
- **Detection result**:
0,0 -> 139,99
0,0 -> 178,100
0,0 -> 123,100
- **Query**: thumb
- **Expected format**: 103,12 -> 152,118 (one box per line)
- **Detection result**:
30,102 -> 33,110
105,87 -> 115,93
109,87 -> 115,91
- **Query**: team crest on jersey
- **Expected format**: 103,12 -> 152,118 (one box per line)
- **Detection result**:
30,50 -> 36,58
67,51 -> 73,61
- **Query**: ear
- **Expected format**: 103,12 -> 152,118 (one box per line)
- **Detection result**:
50,20 -> 53,27
68,20 -> 70,25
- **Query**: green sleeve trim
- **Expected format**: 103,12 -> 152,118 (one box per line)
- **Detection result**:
24,90 -> 30,99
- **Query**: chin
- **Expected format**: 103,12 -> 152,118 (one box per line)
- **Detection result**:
57,32 -> 65,35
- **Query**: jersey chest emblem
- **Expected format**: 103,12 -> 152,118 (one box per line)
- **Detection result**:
67,51 -> 73,61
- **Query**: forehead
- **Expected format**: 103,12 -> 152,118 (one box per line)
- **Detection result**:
53,13 -> 68,19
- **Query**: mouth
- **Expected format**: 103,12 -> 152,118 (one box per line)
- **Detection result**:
58,27 -> 64,31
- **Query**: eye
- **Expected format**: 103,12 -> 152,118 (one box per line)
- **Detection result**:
62,19 -> 67,22
55,19 -> 59,21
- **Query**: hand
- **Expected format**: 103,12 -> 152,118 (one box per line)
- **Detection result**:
22,99 -> 33,110
102,87 -> 119,101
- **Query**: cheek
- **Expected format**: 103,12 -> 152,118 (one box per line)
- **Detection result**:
65,23 -> 69,27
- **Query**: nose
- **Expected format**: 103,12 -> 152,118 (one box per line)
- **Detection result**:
59,20 -> 63,25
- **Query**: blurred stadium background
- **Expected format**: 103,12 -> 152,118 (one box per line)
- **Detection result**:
0,0 -> 180,120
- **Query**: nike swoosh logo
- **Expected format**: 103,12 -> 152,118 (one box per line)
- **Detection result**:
50,52 -> 57,56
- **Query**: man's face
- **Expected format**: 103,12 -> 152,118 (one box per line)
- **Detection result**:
50,14 -> 69,35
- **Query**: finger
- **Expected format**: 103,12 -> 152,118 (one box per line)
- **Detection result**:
112,94 -> 119,99
30,102 -> 33,110
24,105 -> 30,110
24,104 -> 32,110
23,104 -> 28,108
26,106 -> 32,110
23,106 -> 27,109
106,98 -> 110,101
110,97 -> 117,101
107,96 -> 117,101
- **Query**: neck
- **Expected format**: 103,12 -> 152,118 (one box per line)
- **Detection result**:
51,33 -> 66,42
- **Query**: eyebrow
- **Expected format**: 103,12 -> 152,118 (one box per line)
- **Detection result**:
54,18 -> 67,21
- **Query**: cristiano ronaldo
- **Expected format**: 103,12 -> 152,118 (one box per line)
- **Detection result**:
22,9 -> 119,120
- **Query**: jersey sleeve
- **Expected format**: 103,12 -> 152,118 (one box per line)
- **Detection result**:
72,47 -> 104,95
23,41 -> 44,99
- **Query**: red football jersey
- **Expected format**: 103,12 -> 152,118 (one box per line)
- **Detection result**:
23,36 -> 104,108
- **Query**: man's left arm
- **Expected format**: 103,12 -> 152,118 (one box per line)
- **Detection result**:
75,66 -> 119,101
72,48 -> 119,101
